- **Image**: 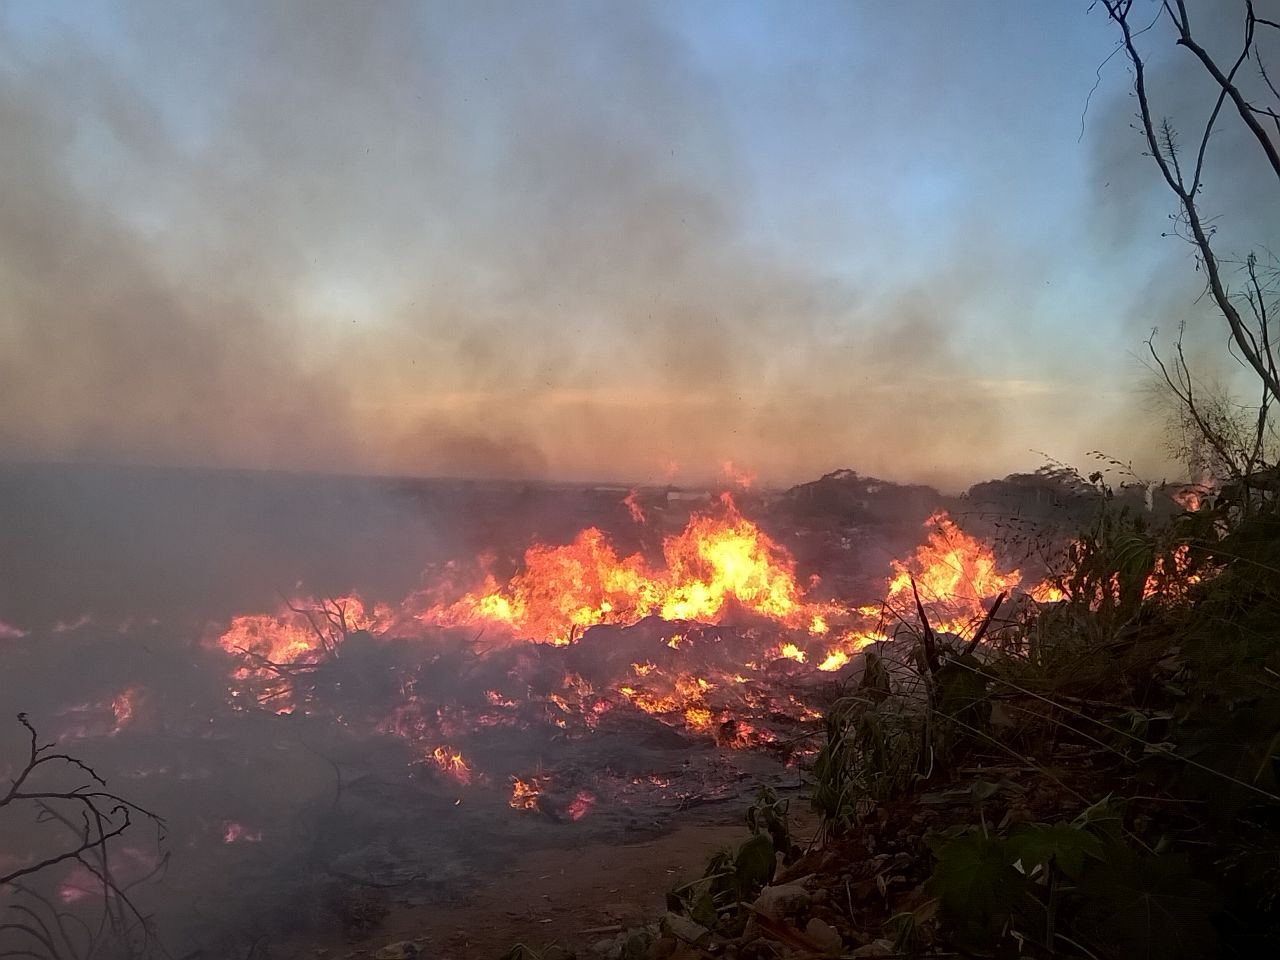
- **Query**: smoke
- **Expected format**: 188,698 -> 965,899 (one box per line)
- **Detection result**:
1083,0 -> 1280,472
2,1 -> 1259,488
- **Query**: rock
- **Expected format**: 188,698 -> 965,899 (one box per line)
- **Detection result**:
850,940 -> 895,957
374,943 -> 419,960
803,918 -> 842,956
751,883 -> 810,921
661,913 -> 712,947
646,934 -> 676,960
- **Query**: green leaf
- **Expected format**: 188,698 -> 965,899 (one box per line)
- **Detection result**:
926,830 -> 1026,919
1007,821 -> 1107,879
1075,853 -> 1219,960
734,833 -> 776,894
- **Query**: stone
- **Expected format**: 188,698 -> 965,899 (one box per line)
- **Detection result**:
750,883 -> 810,921
373,943 -> 419,960
803,919 -> 842,956
661,913 -> 712,946
850,940 -> 896,957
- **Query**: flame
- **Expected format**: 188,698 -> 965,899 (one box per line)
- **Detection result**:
204,496 -> 1133,815
223,821 -> 263,843
887,511 -> 1021,631
1172,486 -> 1207,512
427,745 -> 473,785
1027,581 -> 1067,603
567,789 -> 596,821
817,650 -> 850,672
110,687 -> 141,735
1145,544 -> 1201,600
721,460 -> 757,490
623,489 -> 647,524
510,775 -> 550,811
415,493 -> 819,644
776,642 -> 806,663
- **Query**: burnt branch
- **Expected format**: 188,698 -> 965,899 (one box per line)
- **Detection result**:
1,714 -> 167,960
1101,0 -> 1280,485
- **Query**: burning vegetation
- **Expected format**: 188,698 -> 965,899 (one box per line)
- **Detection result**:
3,460 -> 1279,960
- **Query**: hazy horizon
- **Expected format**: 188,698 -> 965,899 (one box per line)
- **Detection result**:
2,1 -> 1275,490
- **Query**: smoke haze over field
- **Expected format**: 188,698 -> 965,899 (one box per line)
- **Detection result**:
1,1 -> 1276,488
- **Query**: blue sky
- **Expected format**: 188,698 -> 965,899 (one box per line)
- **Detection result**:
0,1 -> 1271,488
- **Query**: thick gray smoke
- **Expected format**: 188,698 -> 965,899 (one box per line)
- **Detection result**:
1,1 -> 1269,487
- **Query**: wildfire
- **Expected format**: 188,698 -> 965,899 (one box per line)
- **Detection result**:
776,642 -> 806,663
816,650 -> 849,672
721,460 -> 757,490
887,511 -> 1022,632
427,745 -> 473,785
567,789 -> 596,821
110,687 -> 141,735
414,493 -> 821,644
623,489 -> 647,524
510,775 -> 551,811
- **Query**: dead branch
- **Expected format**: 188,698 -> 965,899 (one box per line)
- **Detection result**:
1,714 -> 167,960
1101,0 -> 1280,426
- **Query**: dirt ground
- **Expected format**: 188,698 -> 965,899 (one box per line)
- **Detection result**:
304,806 -> 823,960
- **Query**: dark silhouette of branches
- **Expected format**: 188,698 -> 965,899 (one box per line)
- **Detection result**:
1,714 -> 167,959
1099,0 -> 1280,486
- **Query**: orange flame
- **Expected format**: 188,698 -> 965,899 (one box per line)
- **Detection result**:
721,460 -> 757,490
510,775 -> 550,811
427,745 -> 473,785
416,493 -> 818,643
623,489 -> 647,524
887,511 -> 1021,632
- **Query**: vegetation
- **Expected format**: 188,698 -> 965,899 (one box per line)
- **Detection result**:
659,8 -> 1280,953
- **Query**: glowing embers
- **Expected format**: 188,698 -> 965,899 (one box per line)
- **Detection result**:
425,745 -> 473,786
506,775 -> 597,822
509,774 -> 552,812
55,685 -> 146,740
222,821 -> 264,844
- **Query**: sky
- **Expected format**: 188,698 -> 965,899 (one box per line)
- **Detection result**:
0,0 -> 1275,490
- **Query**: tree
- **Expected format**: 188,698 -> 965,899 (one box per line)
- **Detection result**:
1098,0 -> 1280,492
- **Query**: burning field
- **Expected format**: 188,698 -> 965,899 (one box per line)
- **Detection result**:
0,464 -> 1073,956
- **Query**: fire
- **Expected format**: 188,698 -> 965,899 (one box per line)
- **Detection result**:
110,687 -> 141,735
567,789 -> 596,821
218,595 -> 382,665
1027,581 -> 1067,603
1171,485 -> 1208,512
817,650 -> 849,672
223,821 -> 264,843
427,745 -> 473,785
721,460 -> 757,490
887,511 -> 1022,631
510,775 -> 550,811
776,642 -> 806,663
623,489 -> 647,524
415,493 -> 820,644
1144,544 -> 1202,600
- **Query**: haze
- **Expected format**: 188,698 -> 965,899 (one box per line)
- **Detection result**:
2,1 -> 1275,489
